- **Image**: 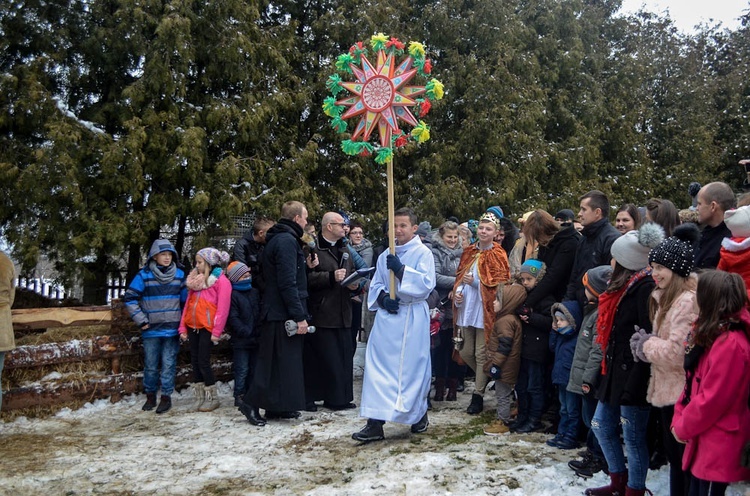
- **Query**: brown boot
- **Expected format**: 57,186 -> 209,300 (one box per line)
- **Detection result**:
585,472 -> 628,496
445,378 -> 458,401
433,378 -> 446,401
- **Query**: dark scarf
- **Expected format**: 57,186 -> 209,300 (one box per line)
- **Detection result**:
148,260 -> 176,284
596,267 -> 652,374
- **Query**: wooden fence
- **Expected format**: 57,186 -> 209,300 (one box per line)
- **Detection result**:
2,301 -> 233,412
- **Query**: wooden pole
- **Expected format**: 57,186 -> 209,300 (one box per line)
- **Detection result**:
387,155 -> 397,298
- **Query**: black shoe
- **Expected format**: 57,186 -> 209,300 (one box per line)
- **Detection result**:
142,393 -> 157,411
352,419 -> 385,443
155,395 -> 171,414
466,393 -> 483,414
508,416 -> 528,432
234,395 -> 243,407
265,410 -> 301,419
323,402 -> 357,411
410,413 -> 429,434
568,451 -> 594,472
571,454 -> 607,478
238,402 -> 267,426
305,402 -> 318,412
514,419 -> 542,433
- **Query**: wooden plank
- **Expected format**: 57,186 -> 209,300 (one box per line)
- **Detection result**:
4,334 -> 142,369
12,306 -> 112,330
2,361 -> 234,411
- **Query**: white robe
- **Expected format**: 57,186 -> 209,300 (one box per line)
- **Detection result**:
361,235 -> 436,424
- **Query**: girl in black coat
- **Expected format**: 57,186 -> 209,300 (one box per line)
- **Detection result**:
586,223 -> 664,496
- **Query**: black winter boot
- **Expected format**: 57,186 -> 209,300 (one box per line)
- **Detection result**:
155,395 -> 171,414
142,393 -> 157,411
352,419 -> 385,443
445,378 -> 458,401
238,402 -> 267,426
466,393 -> 483,414
411,413 -> 429,434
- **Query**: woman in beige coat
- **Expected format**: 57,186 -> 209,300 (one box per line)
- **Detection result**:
0,250 -> 16,412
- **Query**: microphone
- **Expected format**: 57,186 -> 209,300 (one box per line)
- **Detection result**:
340,251 -> 349,268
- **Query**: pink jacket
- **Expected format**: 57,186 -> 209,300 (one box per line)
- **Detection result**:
672,321 -> 750,483
643,289 -> 697,407
179,274 -> 232,338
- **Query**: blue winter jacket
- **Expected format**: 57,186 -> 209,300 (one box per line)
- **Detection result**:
123,264 -> 187,338
549,300 -> 583,386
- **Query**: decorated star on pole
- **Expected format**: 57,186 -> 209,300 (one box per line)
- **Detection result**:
324,33 -> 444,165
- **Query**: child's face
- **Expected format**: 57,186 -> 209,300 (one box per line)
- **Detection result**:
584,288 -> 596,303
555,315 -> 570,328
239,272 -> 251,281
493,299 -> 501,314
154,251 -> 173,267
650,262 -> 674,290
519,273 -> 538,291
195,255 -> 207,273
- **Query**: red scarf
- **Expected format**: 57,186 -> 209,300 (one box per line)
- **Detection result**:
595,267 -> 652,374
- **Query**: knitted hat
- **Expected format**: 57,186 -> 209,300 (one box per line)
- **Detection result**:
610,222 -> 665,271
648,223 -> 700,278
724,205 -> 750,238
486,205 -> 504,219
416,221 -> 432,238
519,259 -> 544,279
226,261 -> 251,282
149,239 -> 177,259
551,300 -> 583,333
196,247 -> 230,268
554,209 -> 575,223
583,265 -> 612,298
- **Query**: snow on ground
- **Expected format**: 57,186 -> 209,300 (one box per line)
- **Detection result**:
0,345 -> 745,495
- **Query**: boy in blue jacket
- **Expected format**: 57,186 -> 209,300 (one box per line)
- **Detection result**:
548,300 -> 583,449
124,239 -> 187,414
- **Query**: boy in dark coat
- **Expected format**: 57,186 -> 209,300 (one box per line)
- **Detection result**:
226,262 -> 261,409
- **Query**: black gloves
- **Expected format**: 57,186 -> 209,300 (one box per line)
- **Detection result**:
386,254 -> 405,280
377,290 -> 400,314
489,365 -> 501,379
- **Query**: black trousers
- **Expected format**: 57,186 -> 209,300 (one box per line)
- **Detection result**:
659,405 -> 689,496
688,476 -> 727,496
188,328 -> 215,386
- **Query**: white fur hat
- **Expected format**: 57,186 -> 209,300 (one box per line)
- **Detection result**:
610,222 -> 665,271
724,205 -> 750,238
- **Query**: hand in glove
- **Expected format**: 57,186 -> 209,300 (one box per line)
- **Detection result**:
377,290 -> 400,314
629,326 -> 652,363
386,254 -> 405,280
489,365 -> 502,380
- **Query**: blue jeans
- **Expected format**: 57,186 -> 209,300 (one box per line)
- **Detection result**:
142,336 -> 179,395
233,347 -> 257,398
581,393 -> 605,460
557,387 -> 581,441
0,351 -> 5,411
516,358 -> 545,422
592,401 -> 651,490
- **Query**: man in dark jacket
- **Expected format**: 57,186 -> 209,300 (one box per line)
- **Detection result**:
239,201 -> 310,425
564,190 -> 621,309
694,181 -> 734,269
233,216 -> 274,290
304,212 -> 358,411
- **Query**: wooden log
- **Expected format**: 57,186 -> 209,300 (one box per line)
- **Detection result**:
2,361 -> 234,411
4,334 -> 142,369
12,306 -> 112,331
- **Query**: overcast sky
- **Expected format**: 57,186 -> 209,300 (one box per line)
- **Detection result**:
619,0 -> 748,32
